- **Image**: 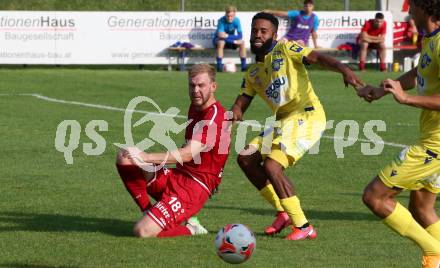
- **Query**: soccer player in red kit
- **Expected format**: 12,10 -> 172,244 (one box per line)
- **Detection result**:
116,64 -> 231,238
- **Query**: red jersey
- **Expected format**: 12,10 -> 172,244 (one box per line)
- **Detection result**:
176,101 -> 231,195
361,19 -> 387,37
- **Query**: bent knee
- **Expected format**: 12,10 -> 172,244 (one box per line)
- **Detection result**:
133,224 -> 157,238
237,153 -> 259,170
262,159 -> 283,178
362,186 -> 378,208
237,154 -> 249,168
362,189 -> 371,206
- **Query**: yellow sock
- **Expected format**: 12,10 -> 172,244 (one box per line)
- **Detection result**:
280,196 -> 308,227
259,184 -> 284,212
383,202 -> 440,255
426,221 -> 440,241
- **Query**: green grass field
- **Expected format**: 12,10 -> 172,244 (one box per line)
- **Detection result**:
0,68 -> 429,267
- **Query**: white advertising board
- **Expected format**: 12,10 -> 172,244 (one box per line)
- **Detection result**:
0,11 -> 393,64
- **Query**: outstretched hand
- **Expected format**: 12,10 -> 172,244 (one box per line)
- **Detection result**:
342,68 -> 365,90
230,105 -> 243,123
357,84 -> 387,102
122,147 -> 147,166
383,79 -> 408,104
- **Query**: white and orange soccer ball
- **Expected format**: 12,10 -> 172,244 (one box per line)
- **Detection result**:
222,62 -> 237,73
214,223 -> 256,264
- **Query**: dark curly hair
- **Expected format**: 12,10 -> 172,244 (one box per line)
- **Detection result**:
252,12 -> 279,31
411,0 -> 440,20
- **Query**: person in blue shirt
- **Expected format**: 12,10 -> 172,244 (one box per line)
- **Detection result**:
213,6 -> 247,72
264,0 -> 319,48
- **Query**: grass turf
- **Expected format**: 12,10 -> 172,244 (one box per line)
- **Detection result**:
0,68 -> 428,267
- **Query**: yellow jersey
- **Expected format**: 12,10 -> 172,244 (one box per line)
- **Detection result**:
417,28 -> 440,149
240,41 -> 322,119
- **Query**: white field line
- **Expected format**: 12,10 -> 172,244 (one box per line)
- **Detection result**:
2,93 -> 408,148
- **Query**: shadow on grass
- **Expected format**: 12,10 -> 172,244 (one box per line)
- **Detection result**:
0,212 -> 134,237
204,204 -> 377,221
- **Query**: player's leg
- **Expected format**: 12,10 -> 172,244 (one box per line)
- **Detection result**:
409,189 -> 440,240
133,213 -> 164,238
363,177 -> 440,261
116,149 -> 155,211
237,145 -> 290,235
263,154 -> 316,240
378,42 -> 386,71
237,146 -> 270,190
238,143 -> 289,230
238,41 -> 247,71
215,40 -> 225,72
266,107 -> 326,240
358,41 -> 369,71
153,170 -> 210,238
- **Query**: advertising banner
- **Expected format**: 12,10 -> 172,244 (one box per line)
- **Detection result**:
0,11 -> 393,64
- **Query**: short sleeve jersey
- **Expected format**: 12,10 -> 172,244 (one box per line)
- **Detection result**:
240,41 -> 321,118
417,28 -> 440,149
176,102 -> 231,193
216,16 -> 242,36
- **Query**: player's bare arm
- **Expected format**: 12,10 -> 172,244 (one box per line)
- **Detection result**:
305,51 -> 364,88
395,67 -> 418,90
231,94 -> 253,122
311,30 -> 319,48
384,80 -> 440,110
358,68 -> 418,103
262,10 -> 288,18
123,140 -> 206,165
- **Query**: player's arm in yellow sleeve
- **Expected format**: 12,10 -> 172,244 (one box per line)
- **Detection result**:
231,77 -> 255,122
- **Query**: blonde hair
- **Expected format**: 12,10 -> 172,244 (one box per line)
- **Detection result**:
188,64 -> 216,82
225,5 -> 237,13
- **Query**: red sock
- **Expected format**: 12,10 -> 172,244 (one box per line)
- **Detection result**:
380,62 -> 386,72
157,225 -> 191,237
116,164 -> 150,211
359,61 -> 365,70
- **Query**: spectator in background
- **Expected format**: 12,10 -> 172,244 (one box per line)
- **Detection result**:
264,0 -> 319,48
213,5 -> 247,72
358,12 -> 387,72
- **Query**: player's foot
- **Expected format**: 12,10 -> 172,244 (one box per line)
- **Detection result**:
422,254 -> 440,268
264,211 -> 292,235
186,217 -> 208,235
285,224 -> 317,240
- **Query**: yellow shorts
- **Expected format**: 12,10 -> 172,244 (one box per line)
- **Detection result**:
248,106 -> 326,168
378,145 -> 440,193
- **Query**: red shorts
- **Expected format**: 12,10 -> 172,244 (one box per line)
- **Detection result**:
145,167 -> 210,230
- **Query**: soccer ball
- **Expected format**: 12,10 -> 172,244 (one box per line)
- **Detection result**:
223,62 -> 237,73
214,223 -> 256,264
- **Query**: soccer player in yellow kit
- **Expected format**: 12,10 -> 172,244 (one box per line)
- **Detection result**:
231,12 -> 363,240
358,0 -> 440,266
